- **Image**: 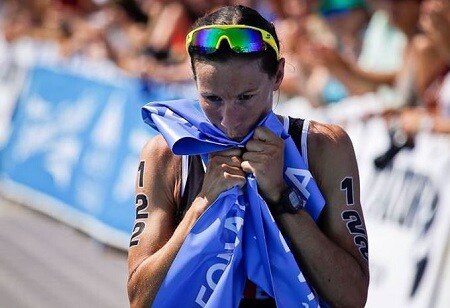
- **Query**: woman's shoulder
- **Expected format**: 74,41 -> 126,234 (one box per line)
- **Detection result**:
306,121 -> 359,194
139,135 -> 181,206
307,121 -> 355,160
141,134 -> 181,169
308,120 -> 349,138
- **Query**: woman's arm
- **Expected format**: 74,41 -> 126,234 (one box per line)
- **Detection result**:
280,122 -> 369,307
242,122 -> 369,307
127,136 -> 246,307
127,135 -> 203,307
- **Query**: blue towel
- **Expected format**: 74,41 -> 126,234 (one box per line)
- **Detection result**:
142,99 -> 326,307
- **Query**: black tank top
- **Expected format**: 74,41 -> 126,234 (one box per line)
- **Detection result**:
176,117 -> 306,307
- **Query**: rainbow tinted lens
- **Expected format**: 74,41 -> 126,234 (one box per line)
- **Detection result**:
189,28 -> 267,54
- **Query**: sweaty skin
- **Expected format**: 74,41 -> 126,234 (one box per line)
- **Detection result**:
127,57 -> 369,307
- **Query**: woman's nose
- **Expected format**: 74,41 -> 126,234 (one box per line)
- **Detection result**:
220,103 -> 240,129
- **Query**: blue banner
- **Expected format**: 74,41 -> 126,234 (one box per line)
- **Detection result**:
0,66 -> 163,240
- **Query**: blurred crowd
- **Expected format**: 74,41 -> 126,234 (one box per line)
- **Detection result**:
1,0 -> 449,140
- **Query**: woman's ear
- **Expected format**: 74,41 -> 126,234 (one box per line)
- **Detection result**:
273,58 -> 285,91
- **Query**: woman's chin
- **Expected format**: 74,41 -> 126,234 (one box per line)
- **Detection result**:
226,132 -> 247,142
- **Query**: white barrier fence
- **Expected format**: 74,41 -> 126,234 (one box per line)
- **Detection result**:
350,121 -> 450,307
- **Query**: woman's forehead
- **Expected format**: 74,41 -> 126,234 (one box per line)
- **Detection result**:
195,57 -> 264,71
195,60 -> 269,93
195,58 -> 267,80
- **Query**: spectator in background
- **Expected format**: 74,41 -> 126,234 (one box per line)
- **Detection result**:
133,0 -> 240,83
397,0 -> 450,136
356,0 -> 408,74
131,0 -> 199,82
371,0 -> 449,169
273,0 -> 319,98
0,0 -> 279,83
308,0 -> 423,104
144,0 -> 193,63
308,0 -> 371,105
273,0 -> 373,105
273,0 -> 335,100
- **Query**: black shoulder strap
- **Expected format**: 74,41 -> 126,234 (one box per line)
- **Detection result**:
288,117 -> 305,155
176,155 -> 204,224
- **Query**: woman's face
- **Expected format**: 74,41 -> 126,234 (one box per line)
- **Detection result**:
194,57 -> 283,141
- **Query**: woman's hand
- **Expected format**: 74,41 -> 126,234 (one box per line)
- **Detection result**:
241,127 -> 287,203
197,148 -> 247,208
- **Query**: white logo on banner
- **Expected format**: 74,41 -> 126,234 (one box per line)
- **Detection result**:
76,92 -> 125,214
113,130 -> 154,202
12,93 -> 96,188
